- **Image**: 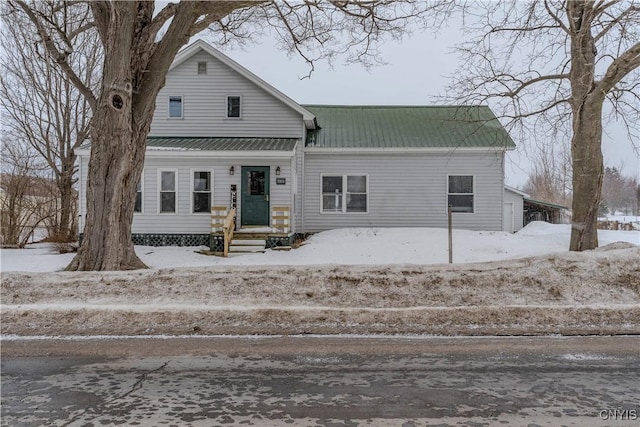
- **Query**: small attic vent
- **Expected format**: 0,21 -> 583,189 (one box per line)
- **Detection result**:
197,62 -> 207,74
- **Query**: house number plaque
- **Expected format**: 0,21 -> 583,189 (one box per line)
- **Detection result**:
276,178 -> 286,185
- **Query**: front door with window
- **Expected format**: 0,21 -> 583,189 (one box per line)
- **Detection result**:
241,166 -> 270,226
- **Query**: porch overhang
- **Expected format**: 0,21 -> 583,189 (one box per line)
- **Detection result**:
75,137 -> 299,158
145,150 -> 295,158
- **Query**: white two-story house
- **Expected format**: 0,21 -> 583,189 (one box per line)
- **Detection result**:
76,40 -> 517,251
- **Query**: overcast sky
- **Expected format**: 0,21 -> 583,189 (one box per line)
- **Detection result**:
209,20 -> 639,189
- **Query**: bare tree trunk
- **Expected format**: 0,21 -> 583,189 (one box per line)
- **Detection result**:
567,1 -> 605,252
67,119 -> 148,270
57,170 -> 75,240
66,1 -> 197,270
569,102 -> 603,250
66,5 -> 146,270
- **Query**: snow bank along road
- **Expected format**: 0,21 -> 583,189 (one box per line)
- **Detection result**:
2,243 -> 639,336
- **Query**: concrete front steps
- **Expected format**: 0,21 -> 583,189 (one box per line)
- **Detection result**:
227,238 -> 266,257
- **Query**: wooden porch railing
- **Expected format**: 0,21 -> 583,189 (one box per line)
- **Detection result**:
223,208 -> 236,257
271,206 -> 290,233
211,206 -> 227,233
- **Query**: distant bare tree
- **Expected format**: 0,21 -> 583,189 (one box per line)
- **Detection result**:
12,0 -> 442,270
444,1 -> 640,251
1,1 -> 101,241
0,142 -> 54,247
523,143 -> 572,207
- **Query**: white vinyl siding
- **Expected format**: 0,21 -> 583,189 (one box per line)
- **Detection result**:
150,51 -> 303,138
304,151 -> 505,232
118,156 -> 295,235
191,169 -> 213,214
158,169 -> 178,214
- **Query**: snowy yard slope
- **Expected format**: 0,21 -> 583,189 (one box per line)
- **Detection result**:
1,222 -> 638,272
2,222 -> 639,336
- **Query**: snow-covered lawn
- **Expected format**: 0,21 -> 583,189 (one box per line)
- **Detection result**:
1,222 -> 638,272
2,221 -> 639,336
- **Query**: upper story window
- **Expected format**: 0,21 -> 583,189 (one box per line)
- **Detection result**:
448,175 -> 474,213
322,174 -> 368,213
227,96 -> 241,118
169,96 -> 183,118
197,61 -> 207,74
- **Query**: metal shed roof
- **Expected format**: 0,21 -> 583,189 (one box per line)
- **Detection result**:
524,198 -> 569,211
303,105 -> 516,149
145,137 -> 298,151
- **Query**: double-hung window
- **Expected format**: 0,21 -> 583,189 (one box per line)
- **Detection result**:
169,96 -> 183,118
448,175 -> 474,213
159,170 -> 177,213
322,174 -> 368,213
192,171 -> 212,213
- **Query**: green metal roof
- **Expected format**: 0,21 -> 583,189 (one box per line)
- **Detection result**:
146,137 -> 298,151
303,105 -> 516,149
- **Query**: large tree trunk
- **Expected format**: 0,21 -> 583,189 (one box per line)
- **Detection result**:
567,1 -> 604,252
66,4 -> 147,270
66,1 -> 199,270
66,114 -> 148,270
569,101 -> 604,251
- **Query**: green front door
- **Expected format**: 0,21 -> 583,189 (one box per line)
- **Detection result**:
241,166 -> 270,226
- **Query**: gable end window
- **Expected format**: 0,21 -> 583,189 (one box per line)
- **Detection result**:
322,174 -> 368,213
448,175 -> 474,213
227,96 -> 241,118
192,171 -> 212,213
197,61 -> 207,74
159,170 -> 177,213
169,96 -> 183,118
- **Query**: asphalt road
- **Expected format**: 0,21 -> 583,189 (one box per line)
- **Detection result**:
2,336 -> 639,426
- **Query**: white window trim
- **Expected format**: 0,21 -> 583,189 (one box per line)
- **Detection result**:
190,168 -> 214,214
320,173 -> 369,214
197,61 -> 207,75
446,174 -> 475,214
226,95 -> 242,119
168,95 -> 183,119
134,169 -> 144,215
158,168 -> 179,214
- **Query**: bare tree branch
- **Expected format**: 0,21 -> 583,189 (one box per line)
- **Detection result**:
13,0 -> 97,111
597,41 -> 640,94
